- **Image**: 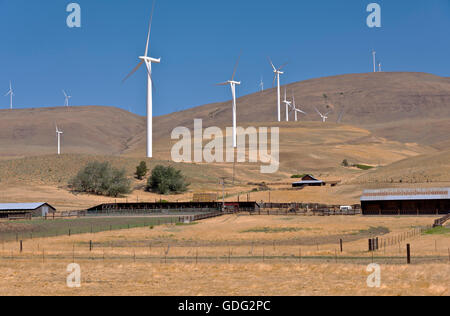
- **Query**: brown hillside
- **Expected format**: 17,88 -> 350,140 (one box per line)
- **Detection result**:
0,106 -> 145,158
0,72 -> 448,159
141,72 -> 450,152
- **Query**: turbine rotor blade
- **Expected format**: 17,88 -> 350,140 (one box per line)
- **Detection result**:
231,50 -> 242,81
314,106 -> 322,116
122,61 -> 144,83
278,62 -> 288,71
144,0 -> 156,57
267,57 -> 276,71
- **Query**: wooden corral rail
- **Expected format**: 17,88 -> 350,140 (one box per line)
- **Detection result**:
44,211 -> 87,220
433,213 -> 450,228
257,203 -> 361,216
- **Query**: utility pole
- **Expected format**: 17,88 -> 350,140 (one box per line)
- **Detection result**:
220,177 -> 226,213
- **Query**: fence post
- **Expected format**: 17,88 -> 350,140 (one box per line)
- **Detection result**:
406,244 -> 411,264
20,240 -> 23,253
368,239 -> 372,252
89,240 -> 93,252
340,239 -> 343,253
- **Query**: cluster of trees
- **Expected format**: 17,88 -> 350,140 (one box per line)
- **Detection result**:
69,162 -> 131,197
146,165 -> 190,195
135,162 -> 190,194
69,161 -> 189,197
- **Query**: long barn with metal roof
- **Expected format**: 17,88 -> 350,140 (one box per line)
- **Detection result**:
361,188 -> 450,216
0,203 -> 56,219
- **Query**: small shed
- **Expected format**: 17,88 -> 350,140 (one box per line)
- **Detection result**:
292,175 -> 326,188
0,203 -> 56,219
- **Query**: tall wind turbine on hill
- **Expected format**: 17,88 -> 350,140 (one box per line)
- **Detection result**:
269,58 -> 287,122
5,81 -> 14,110
282,88 -> 292,122
217,53 -> 242,148
291,95 -> 306,122
55,124 -> 63,155
123,0 -> 160,158
63,90 -> 71,107
259,76 -> 264,92
314,107 -> 331,123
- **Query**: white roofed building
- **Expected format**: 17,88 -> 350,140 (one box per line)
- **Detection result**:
0,203 -> 56,219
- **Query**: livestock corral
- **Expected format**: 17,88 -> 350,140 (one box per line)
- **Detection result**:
0,208 -> 449,296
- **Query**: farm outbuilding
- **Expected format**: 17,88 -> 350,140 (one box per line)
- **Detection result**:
292,175 -> 326,188
361,188 -> 450,216
0,203 -> 56,219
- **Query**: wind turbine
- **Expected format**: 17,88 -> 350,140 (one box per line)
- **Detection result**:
378,62 -> 382,72
55,124 -> 63,155
372,50 -> 377,73
217,53 -> 242,148
259,76 -> 264,92
282,88 -> 292,122
314,107 -> 331,123
123,0 -> 160,158
269,58 -> 288,122
336,107 -> 346,124
291,95 -> 306,122
63,90 -> 72,107
5,81 -> 14,110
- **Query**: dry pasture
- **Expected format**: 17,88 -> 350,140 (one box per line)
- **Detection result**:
0,215 -> 449,296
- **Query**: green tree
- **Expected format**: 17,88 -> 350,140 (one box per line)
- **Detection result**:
135,161 -> 149,180
69,161 -> 131,197
146,165 -> 190,195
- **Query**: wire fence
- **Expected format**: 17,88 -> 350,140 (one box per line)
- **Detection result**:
0,212 -> 222,243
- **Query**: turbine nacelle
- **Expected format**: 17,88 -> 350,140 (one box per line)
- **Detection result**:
139,56 -> 161,64
228,80 -> 241,86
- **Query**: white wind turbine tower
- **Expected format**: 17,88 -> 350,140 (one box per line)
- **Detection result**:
314,107 -> 331,123
269,58 -> 288,122
372,50 -> 377,73
378,62 -> 382,72
123,1 -> 160,158
291,95 -> 306,122
217,53 -> 242,148
282,88 -> 292,122
5,81 -> 14,110
63,90 -> 72,107
55,124 -> 63,155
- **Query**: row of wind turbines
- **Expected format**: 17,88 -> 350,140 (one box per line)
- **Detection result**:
3,82 -> 73,110
121,1 -> 385,158
4,0 -> 384,159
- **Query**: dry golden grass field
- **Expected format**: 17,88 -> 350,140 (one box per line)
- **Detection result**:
0,215 -> 449,296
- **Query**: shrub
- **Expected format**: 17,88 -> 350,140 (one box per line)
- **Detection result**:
341,159 -> 349,167
355,164 -> 374,170
146,165 -> 190,195
69,162 -> 131,197
135,161 -> 149,180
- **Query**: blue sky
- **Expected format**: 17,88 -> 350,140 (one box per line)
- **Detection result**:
1,0 -> 449,116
